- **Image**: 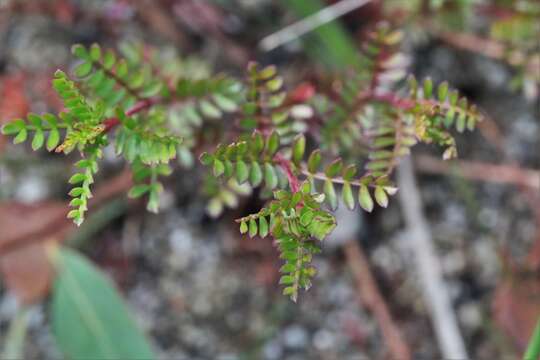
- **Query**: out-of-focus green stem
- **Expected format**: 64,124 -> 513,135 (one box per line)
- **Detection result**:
1,306 -> 30,360
279,0 -> 361,68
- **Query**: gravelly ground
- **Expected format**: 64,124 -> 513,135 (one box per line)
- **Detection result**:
0,2 -> 538,359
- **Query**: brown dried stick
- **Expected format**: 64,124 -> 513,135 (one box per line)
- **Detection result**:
0,170 -> 132,257
437,31 -> 506,60
414,155 -> 540,190
344,240 -> 411,360
398,158 -> 468,359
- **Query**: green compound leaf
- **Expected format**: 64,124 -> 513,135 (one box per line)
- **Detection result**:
71,44 -> 89,59
13,128 -> 27,144
292,134 -> 306,164
248,218 -> 258,238
31,130 -> 45,150
213,159 -> 225,177
438,81 -> 449,102
323,179 -> 337,210
325,158 -> 343,178
423,77 -> 433,98
259,216 -> 269,238
249,161 -> 263,187
47,128 -> 60,151
235,160 -> 249,184
128,184 -> 150,198
342,182 -> 355,210
1,119 -> 25,135
266,131 -> 280,156
74,62 -> 93,78
374,186 -> 388,208
307,150 -> 322,173
358,184 -> 374,213
264,163 -> 278,189
239,221 -> 248,234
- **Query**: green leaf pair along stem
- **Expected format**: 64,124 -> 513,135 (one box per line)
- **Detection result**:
1,24 -> 482,301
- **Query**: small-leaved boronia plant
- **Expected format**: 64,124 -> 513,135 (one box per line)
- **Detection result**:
1,24 -> 482,302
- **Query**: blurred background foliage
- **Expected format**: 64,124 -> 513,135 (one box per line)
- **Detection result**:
0,0 -> 539,359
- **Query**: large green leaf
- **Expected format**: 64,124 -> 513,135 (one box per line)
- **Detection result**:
50,247 -> 155,360
525,318 -> 540,360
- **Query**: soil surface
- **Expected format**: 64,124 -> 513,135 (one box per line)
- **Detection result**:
0,2 -> 538,359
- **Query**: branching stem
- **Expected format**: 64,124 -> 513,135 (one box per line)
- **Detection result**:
274,154 -> 300,192
359,91 -> 415,109
102,99 -> 156,133
93,61 -> 143,101
300,168 -> 384,190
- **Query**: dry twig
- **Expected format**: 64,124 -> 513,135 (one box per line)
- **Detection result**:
344,240 -> 411,360
398,157 -> 468,359
0,170 -> 132,257
436,31 -> 506,60
414,155 -> 540,190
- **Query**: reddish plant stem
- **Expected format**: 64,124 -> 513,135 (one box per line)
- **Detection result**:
96,61 -> 143,101
126,99 -> 156,116
359,91 -> 415,109
475,4 -> 520,19
102,98 -> 156,133
102,118 -> 121,133
274,154 -> 300,193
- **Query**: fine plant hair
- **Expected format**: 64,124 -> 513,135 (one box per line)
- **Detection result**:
1,23 -> 482,302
